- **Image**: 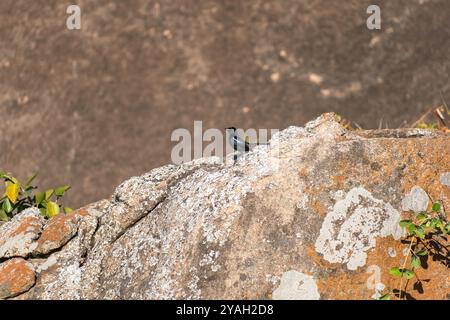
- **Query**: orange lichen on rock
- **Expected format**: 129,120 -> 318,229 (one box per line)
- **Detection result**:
75,208 -> 89,217
0,258 -> 35,299
0,209 -> 44,258
399,139 -> 450,211
310,235 -> 449,300
33,212 -> 81,255
9,216 -> 42,237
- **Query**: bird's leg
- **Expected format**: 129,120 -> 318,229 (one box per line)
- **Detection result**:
232,151 -> 245,163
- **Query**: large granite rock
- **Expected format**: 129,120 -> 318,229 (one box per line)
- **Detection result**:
0,114 -> 448,300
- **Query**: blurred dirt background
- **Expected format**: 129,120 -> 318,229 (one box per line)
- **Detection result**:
1,0 -> 450,208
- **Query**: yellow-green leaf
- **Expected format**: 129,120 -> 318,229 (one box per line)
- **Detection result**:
45,189 -> 54,200
2,198 -> 12,213
0,209 -> 8,221
414,227 -> 425,239
55,185 -> 71,197
379,293 -> 391,300
389,267 -> 402,277
402,269 -> 414,279
25,172 -> 38,187
416,213 -> 427,224
416,250 -> 428,256
9,177 -> 19,184
5,182 -> 19,203
46,201 -> 60,218
411,256 -> 422,269
399,220 -> 411,228
63,207 -> 73,214
39,208 -> 47,217
35,192 -> 45,205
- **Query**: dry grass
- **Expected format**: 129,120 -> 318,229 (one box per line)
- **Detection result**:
337,92 -> 450,133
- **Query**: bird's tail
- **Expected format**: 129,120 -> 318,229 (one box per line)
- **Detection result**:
244,135 -> 270,146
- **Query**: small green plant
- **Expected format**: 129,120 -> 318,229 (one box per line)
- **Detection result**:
415,122 -> 437,129
380,202 -> 449,300
0,170 -> 72,221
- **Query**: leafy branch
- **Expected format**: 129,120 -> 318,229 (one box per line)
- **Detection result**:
0,169 -> 72,221
380,202 -> 449,300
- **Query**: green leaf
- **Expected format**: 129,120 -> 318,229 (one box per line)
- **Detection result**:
407,224 -> 417,235
402,269 -> 414,279
46,201 -> 60,218
35,192 -> 45,205
411,256 -> 422,269
414,226 -> 425,239
431,202 -> 441,212
389,267 -> 402,277
3,176 -> 19,184
399,220 -> 412,228
0,172 -> 13,182
24,185 -> 35,194
416,213 -> 427,224
39,207 -> 47,217
0,209 -> 8,221
2,198 -> 13,214
55,185 -> 71,197
63,207 -> 73,214
445,223 -> 450,234
24,172 -> 38,187
416,250 -> 428,256
379,293 -> 391,300
45,189 -> 54,200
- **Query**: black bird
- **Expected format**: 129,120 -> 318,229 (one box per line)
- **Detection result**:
225,127 -> 251,152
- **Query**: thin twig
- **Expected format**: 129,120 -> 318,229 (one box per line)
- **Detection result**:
353,122 -> 363,130
378,117 -> 384,130
398,237 -> 414,300
440,90 -> 449,113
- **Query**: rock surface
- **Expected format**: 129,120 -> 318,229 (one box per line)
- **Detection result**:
34,213 -> 82,255
0,209 -> 44,259
2,1 -> 450,209
0,258 -> 35,299
0,113 -> 449,300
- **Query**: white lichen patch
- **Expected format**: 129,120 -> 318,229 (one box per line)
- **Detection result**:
265,274 -> 280,286
333,190 -> 346,201
371,282 -> 386,300
296,194 -> 309,210
387,247 -> 396,258
440,172 -> 450,187
401,186 -> 429,212
272,270 -> 320,300
315,187 -> 403,271
199,250 -> 220,272
36,255 -> 58,273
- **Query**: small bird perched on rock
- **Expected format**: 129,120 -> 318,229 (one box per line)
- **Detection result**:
226,127 -> 251,152
225,127 -> 269,161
